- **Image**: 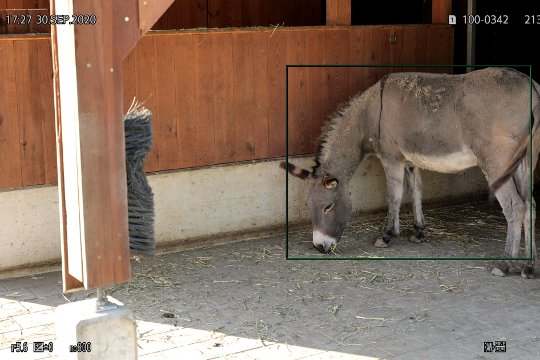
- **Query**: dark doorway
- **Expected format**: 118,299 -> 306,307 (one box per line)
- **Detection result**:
352,0 -> 431,25
453,0 -> 540,81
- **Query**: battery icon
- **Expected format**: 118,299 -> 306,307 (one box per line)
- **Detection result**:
448,15 -> 456,25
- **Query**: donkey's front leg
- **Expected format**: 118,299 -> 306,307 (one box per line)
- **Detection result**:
374,160 -> 405,248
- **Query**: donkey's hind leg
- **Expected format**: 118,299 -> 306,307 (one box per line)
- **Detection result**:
491,179 -> 526,277
513,162 -> 536,278
405,166 -> 426,243
374,160 -> 405,248
522,198 -> 536,278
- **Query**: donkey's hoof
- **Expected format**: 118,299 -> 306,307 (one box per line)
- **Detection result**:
491,267 -> 508,277
374,238 -> 389,248
521,267 -> 535,279
408,235 -> 423,244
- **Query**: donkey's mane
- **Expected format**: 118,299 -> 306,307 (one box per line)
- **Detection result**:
312,75 -> 388,175
312,99 -> 354,174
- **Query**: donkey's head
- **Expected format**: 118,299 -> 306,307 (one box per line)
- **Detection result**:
281,161 -> 352,253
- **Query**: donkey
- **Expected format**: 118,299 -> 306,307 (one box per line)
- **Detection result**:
282,67 -> 540,279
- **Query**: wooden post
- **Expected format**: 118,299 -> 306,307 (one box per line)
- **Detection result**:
326,0 -> 351,26
432,0 -> 452,24
51,0 -> 174,292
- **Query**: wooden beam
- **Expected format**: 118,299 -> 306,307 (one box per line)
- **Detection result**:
51,0 -> 172,292
139,0 -> 175,34
432,0 -> 452,24
326,0 -> 351,26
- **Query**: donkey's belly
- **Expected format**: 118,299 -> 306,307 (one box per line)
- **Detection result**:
402,146 -> 478,173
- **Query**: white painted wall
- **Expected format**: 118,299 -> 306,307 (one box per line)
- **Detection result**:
0,186 -> 60,273
0,156 -> 488,274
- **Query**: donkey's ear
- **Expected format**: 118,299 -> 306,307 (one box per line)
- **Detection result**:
279,161 -> 311,180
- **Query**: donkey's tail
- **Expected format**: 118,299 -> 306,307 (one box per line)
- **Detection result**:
490,89 -> 540,195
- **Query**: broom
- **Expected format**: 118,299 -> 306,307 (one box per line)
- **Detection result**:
124,99 -> 155,254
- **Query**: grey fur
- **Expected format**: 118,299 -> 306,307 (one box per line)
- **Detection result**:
285,67 -> 540,278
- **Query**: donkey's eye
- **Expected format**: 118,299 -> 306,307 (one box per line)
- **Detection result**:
323,203 -> 334,213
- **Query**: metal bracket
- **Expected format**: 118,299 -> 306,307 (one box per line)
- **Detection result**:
95,287 -> 118,312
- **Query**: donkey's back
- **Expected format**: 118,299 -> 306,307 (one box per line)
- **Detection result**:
377,67 -> 538,180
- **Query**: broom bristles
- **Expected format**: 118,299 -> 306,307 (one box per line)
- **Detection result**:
124,99 -> 155,254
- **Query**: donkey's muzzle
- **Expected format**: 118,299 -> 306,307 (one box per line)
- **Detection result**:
313,230 -> 336,253
313,243 -> 329,253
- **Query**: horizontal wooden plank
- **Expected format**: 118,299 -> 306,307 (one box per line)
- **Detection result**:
5,9 -> 28,34
152,0 -> 207,30
3,0 -> 327,33
27,8 -> 49,33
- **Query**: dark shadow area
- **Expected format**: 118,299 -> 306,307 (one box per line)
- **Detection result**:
453,0 -> 540,82
352,0 -> 431,25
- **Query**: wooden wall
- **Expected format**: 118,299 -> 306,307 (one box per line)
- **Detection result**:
0,0 -> 324,34
0,0 -> 454,33
432,0 -> 452,24
154,0 -> 324,29
0,36 -> 57,188
123,26 -> 453,172
288,27 -> 453,155
0,25 -> 453,189
0,0 -> 49,34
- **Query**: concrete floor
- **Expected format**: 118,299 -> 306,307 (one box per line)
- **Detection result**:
1,199 -> 539,359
